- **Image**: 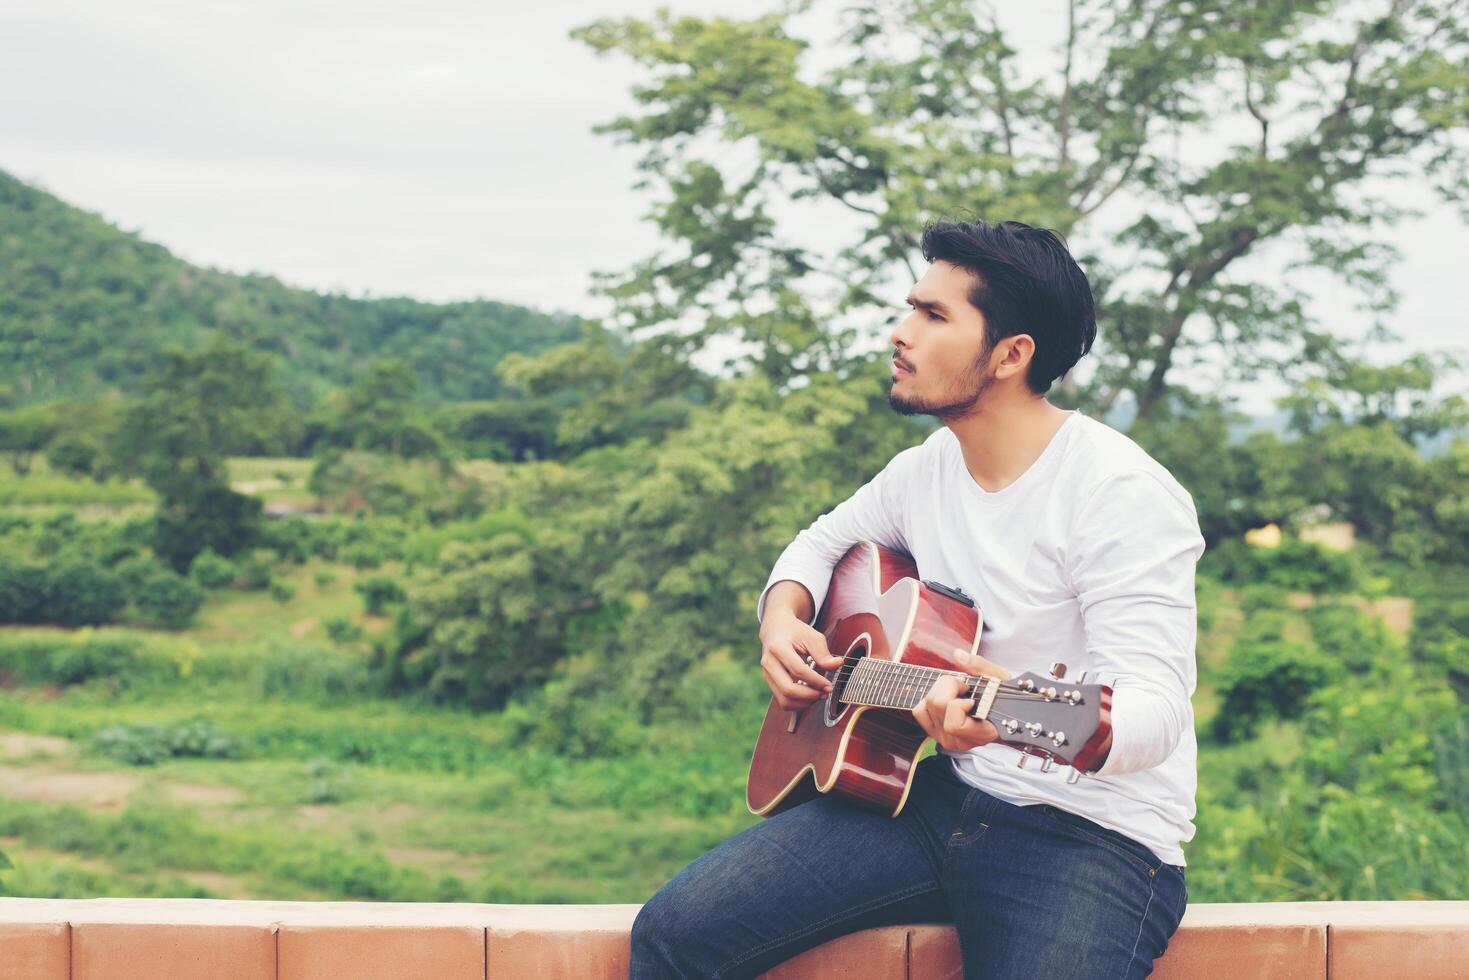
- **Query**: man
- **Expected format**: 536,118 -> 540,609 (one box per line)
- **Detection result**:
629,218 -> 1205,979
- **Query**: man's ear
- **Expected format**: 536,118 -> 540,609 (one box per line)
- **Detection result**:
994,334 -> 1035,380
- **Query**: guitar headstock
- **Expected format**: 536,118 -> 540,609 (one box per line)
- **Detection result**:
970,667 -> 1111,777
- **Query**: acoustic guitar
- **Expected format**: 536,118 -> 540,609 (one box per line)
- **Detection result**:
747,541 -> 1113,818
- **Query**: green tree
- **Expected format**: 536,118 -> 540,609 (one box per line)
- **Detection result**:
318,359 -> 448,460
0,405 -> 55,475
571,0 -> 1467,416
114,338 -> 291,569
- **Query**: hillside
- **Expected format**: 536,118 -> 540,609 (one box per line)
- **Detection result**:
0,169 -> 584,407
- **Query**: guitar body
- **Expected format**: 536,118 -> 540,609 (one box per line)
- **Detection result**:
746,542 -> 984,818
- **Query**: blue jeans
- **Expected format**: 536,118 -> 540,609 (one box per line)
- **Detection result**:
630,753 -> 1187,979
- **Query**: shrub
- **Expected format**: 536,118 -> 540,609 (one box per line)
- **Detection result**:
1210,634 -> 1333,744
1204,537 -> 1363,594
268,577 -> 296,603
0,556 -> 45,623
354,575 -> 405,615
324,616 -> 365,645
0,633 -> 147,688
89,720 -> 241,766
237,550 -> 276,590
251,642 -> 374,701
132,567 -> 206,630
40,558 -> 126,626
188,549 -> 236,589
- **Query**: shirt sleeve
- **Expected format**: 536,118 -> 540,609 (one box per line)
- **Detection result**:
1065,469 -> 1207,777
755,444 -> 922,626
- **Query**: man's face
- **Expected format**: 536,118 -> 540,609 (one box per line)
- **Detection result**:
887,261 -> 998,420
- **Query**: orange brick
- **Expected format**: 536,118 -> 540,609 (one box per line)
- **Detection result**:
71,921 -> 274,980
486,905 -> 636,980
908,910 -> 1330,980
1152,921 -> 1326,979
759,925 -> 909,979
1331,922 -> 1469,979
0,921 -> 69,980
279,923 -> 483,980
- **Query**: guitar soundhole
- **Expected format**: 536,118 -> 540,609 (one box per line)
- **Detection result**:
823,635 -> 870,727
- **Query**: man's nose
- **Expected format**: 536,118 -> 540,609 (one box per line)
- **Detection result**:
889,313 -> 913,352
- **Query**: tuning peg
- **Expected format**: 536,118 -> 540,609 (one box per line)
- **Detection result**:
1077,671 -> 1089,684
1049,662 -> 1067,680
1040,756 -> 1054,773
1066,769 -> 1082,784
1016,749 -> 1032,770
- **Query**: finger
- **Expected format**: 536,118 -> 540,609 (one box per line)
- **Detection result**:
763,658 -> 823,705
910,703 -> 939,741
943,699 -> 999,748
763,655 -> 834,702
951,647 -> 1012,680
775,644 -> 834,692
800,626 -> 844,669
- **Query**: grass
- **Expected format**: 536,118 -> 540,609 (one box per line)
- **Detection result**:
0,459 -> 153,507
0,495 -> 1459,905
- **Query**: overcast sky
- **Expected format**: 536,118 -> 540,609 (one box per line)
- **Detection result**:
3,0 -> 1464,414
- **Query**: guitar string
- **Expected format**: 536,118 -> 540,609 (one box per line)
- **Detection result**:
824,660 -> 1074,702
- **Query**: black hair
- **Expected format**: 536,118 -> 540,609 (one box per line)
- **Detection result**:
918,218 -> 1097,394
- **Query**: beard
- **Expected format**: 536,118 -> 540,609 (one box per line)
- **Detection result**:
887,342 -> 997,421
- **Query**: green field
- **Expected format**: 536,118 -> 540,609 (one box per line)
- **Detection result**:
0,460 -> 1462,905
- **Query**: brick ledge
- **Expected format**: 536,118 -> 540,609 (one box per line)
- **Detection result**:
1,899 -> 1466,978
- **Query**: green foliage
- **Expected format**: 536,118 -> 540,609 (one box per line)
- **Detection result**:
302,757 -> 351,804
1410,591 -> 1469,695
34,558 -> 126,627
0,633 -> 188,689
0,169 -> 585,407
0,405 -> 55,475
323,616 -> 366,646
188,549 -> 236,590
313,359 -> 450,461
308,450 -> 481,523
1210,614 -> 1332,744
112,339 -> 280,570
570,0 -> 1468,416
354,575 -> 405,615
250,641 -> 375,701
268,577 -> 296,604
1204,538 -> 1363,594
129,566 -> 205,630
89,720 -> 241,766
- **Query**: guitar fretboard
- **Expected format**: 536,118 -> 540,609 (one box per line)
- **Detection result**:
839,658 -> 993,711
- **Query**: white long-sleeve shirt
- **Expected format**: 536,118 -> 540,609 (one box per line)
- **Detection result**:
755,410 -> 1206,866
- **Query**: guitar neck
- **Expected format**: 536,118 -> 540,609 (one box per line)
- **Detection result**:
839,658 -> 996,712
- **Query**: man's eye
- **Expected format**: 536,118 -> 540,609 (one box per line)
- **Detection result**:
926,311 -> 943,321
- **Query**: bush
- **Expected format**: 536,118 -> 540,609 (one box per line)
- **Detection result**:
354,575 -> 406,615
188,549 -> 236,589
1210,634 -> 1332,744
251,642 -> 374,701
132,567 -> 205,629
0,633 -> 149,688
237,550 -> 276,590
0,556 -> 45,623
1204,537 -> 1363,594
39,558 -> 126,626
323,616 -> 365,645
313,567 -> 338,589
89,720 -> 241,766
268,577 -> 296,603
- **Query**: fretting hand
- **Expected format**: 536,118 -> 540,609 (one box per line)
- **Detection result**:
911,647 -> 1013,753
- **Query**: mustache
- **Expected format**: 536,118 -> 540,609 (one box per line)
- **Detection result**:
892,354 -> 913,371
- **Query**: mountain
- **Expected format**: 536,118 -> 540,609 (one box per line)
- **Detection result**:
0,169 -> 585,407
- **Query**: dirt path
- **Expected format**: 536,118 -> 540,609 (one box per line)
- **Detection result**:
0,757 -> 246,811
